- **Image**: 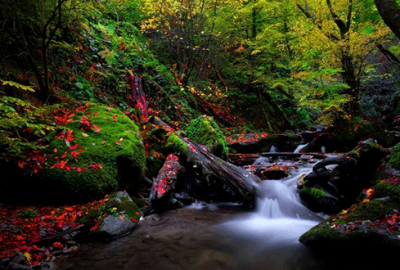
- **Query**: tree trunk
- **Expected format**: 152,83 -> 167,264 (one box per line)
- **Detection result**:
375,0 -> 400,40
341,50 -> 360,114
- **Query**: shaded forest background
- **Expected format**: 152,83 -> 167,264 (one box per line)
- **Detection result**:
2,0 -> 400,174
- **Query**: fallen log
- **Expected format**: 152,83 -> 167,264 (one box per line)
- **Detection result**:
145,117 -> 261,214
145,154 -> 188,215
260,152 -> 327,159
228,153 -> 261,166
183,139 -> 261,206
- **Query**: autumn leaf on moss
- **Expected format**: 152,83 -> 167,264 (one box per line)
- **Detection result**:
93,124 -> 101,133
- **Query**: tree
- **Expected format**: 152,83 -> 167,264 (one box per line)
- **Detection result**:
0,0 -> 72,101
296,0 -> 390,114
139,0 -> 243,86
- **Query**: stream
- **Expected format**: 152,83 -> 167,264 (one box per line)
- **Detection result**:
55,154 -> 353,270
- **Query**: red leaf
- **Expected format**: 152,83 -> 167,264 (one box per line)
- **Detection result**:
69,144 -> 79,150
90,222 -> 101,231
93,125 -> 101,133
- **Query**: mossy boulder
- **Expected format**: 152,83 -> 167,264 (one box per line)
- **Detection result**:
300,178 -> 400,253
299,139 -> 388,215
388,142 -> 400,170
2,103 -> 146,203
299,187 -> 342,214
186,115 -> 228,159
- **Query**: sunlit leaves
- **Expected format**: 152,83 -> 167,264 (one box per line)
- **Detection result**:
1,79 -> 35,92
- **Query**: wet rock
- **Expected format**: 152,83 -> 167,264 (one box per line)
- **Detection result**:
0,252 -> 30,270
299,188 -> 342,214
98,215 -> 135,237
299,139 -> 389,215
82,191 -> 140,240
256,165 -> 289,180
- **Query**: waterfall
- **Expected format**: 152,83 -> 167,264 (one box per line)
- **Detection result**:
218,154 -> 326,245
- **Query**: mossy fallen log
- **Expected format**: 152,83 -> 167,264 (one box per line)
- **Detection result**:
145,117 -> 261,214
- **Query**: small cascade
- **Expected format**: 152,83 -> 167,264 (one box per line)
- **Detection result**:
256,166 -> 324,221
269,145 -> 278,152
294,143 -> 308,153
219,151 -> 326,245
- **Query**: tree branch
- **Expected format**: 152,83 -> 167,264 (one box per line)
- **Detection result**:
326,0 -> 348,36
296,2 -> 340,41
346,0 -> 353,29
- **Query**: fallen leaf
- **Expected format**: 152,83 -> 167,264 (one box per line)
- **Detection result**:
24,252 -> 31,262
93,125 -> 101,133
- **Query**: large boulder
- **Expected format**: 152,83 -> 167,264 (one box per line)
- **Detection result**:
300,177 -> 400,254
1,103 -> 146,203
299,139 -> 389,215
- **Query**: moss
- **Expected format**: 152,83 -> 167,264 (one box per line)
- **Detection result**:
300,187 -> 326,200
77,192 -> 140,225
374,182 -> 400,203
105,192 -> 140,219
166,133 -> 188,154
300,223 -> 344,245
30,103 -> 146,203
388,143 -> 400,170
186,115 -> 228,158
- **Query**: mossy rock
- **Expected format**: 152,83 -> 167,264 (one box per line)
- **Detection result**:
299,222 -> 400,252
6,103 -> 146,203
300,186 -> 400,252
186,115 -> 228,159
81,191 -> 141,240
388,143 -> 400,170
299,187 -> 342,214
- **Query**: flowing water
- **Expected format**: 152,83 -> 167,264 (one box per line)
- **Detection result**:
56,156 -> 343,270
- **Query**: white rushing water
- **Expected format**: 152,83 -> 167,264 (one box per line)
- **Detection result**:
294,143 -> 308,153
218,157 -> 326,245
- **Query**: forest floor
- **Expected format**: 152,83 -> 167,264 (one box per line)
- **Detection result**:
0,198 -> 109,267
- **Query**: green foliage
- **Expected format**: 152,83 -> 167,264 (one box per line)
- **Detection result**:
18,209 -> 38,219
0,96 -> 55,163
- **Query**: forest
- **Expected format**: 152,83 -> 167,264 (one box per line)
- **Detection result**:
1,0 -> 400,269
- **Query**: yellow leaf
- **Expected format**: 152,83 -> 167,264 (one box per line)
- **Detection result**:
24,252 -> 32,262
1,79 -> 35,92
82,133 -> 89,137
